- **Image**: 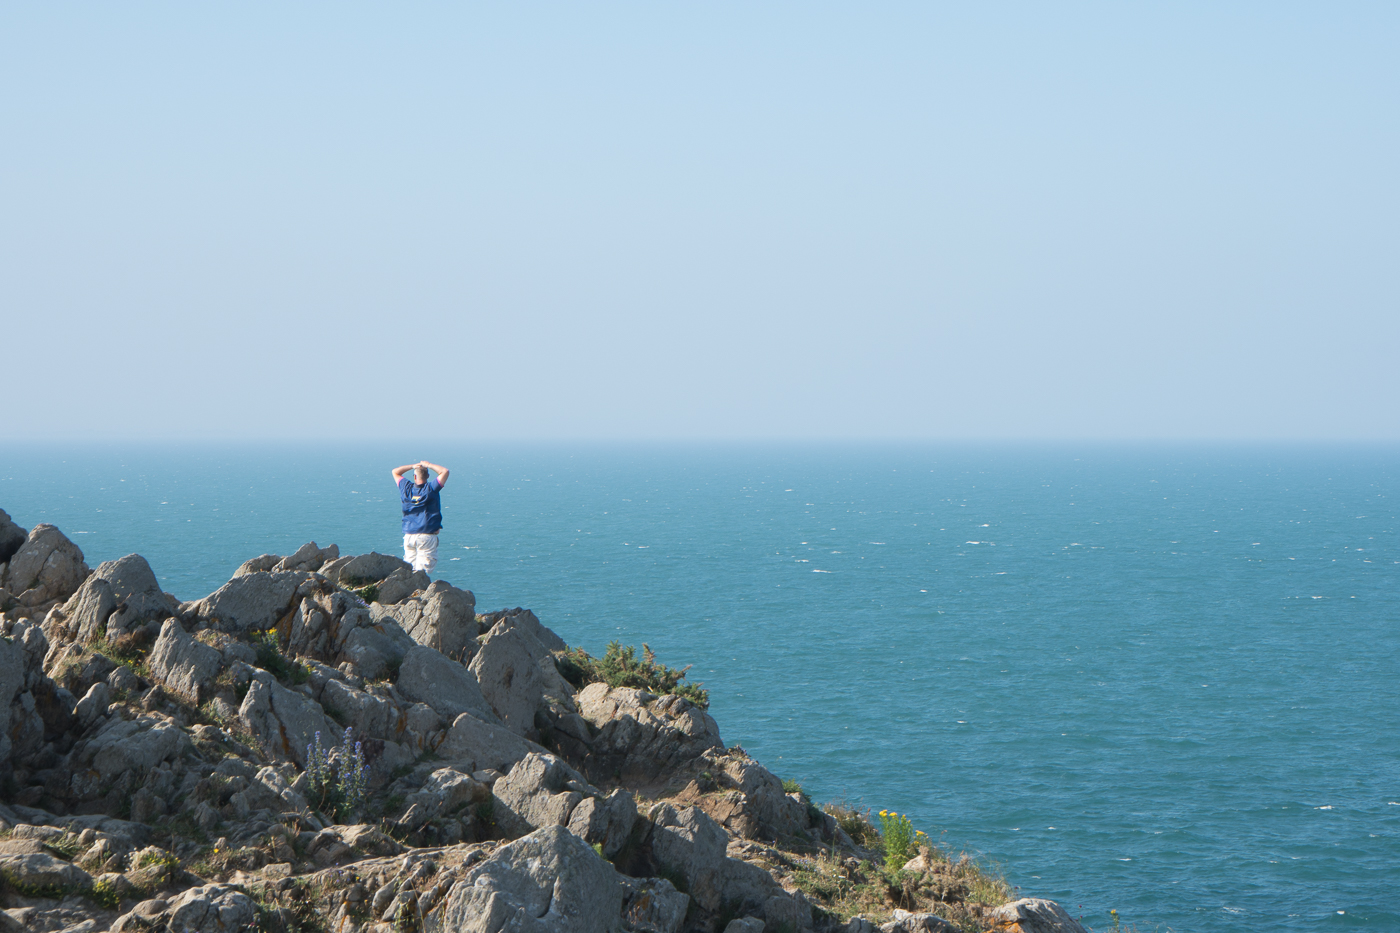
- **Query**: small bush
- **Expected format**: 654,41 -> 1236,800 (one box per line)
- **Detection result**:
253,630 -> 308,684
558,642 -> 708,709
781,779 -> 806,798
878,810 -> 915,869
91,876 -> 122,909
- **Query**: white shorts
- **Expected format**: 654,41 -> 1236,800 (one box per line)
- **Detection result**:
403,533 -> 439,573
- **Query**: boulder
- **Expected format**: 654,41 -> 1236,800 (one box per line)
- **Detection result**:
0,851 -> 92,890
373,566 -> 430,605
233,554 -> 280,576
237,673 -> 341,768
436,824 -> 627,933
161,883 -> 257,933
437,711 -> 542,774
621,877 -> 689,933
646,804 -> 731,912
49,575 -> 116,646
76,715 -> 192,784
0,636 -> 26,749
575,684 -> 724,787
319,679 -> 402,741
479,607 -> 566,654
147,619 -> 223,704
469,621 -> 547,735
0,509 -> 25,564
684,749 -> 817,842
492,752 -> 596,837
1,524 -> 89,608
228,766 -> 309,818
188,571 -> 309,635
375,579 -> 478,659
335,606 -> 416,681
89,554 -> 175,638
566,789 -> 638,858
332,552 -> 411,585
723,920 -> 765,933
398,768 -> 490,829
880,911 -> 955,933
985,898 -> 1089,933
397,645 -> 497,723
275,541 -> 338,573
73,681 -> 111,727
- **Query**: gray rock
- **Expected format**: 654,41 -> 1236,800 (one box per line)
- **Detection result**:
493,753 -> 597,837
0,851 -> 93,890
566,789 -> 638,858
275,541 -> 338,573
237,674 -> 341,768
437,824 -> 626,933
0,637 -> 26,748
621,877 -> 689,933
233,554 -> 280,577
77,715 -> 192,784
723,920 -> 765,933
337,552 -> 411,585
73,682 -> 111,728
438,711 -> 542,774
51,575 -> 117,645
0,509 -> 25,564
319,678 -> 401,741
647,804 -> 732,912
984,899 -> 1089,933
1,524 -> 89,607
576,684 -> 724,787
90,554 -> 175,638
147,619 -> 223,704
228,766 -> 308,817
108,665 -> 139,694
373,566 -> 429,605
335,606 -> 416,681
397,645 -> 496,723
480,607 -> 566,654
409,580 -> 478,658
162,883 -> 257,933
469,621 -> 547,735
879,910 -> 955,933
696,749 -> 816,842
399,768 -> 489,829
189,571 -> 308,635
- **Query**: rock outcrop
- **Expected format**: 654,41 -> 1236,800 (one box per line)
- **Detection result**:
0,514 -> 1097,933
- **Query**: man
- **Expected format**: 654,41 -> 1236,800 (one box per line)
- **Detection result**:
391,460 -> 449,573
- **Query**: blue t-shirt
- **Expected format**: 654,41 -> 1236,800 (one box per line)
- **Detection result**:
398,477 -> 443,534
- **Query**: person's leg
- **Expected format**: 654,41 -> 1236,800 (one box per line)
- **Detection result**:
403,534 -> 418,568
418,533 -> 439,574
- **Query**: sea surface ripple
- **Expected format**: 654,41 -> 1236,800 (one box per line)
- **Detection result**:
2,443 -> 1396,932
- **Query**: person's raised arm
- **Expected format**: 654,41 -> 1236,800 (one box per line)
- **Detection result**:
391,463 -> 417,486
419,460 -> 450,487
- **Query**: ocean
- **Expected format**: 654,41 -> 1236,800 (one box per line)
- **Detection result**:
2,443 -> 1396,932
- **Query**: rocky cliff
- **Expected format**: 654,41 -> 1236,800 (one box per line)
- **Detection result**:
0,507 -> 1089,933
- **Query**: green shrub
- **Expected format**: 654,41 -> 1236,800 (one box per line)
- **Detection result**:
251,630 -> 310,685
558,642 -> 708,709
91,876 -> 122,909
878,810 -> 915,869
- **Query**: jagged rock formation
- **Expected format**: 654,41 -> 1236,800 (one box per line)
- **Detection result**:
0,511 -> 1092,933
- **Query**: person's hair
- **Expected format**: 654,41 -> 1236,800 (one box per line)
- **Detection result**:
414,465 -> 429,482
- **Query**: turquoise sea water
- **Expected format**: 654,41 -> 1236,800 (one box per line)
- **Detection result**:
2,443 -> 1397,932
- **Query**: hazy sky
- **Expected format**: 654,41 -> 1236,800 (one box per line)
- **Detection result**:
3,3 -> 1396,441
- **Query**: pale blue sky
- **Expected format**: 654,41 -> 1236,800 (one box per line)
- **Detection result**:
3,3 -> 1396,441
